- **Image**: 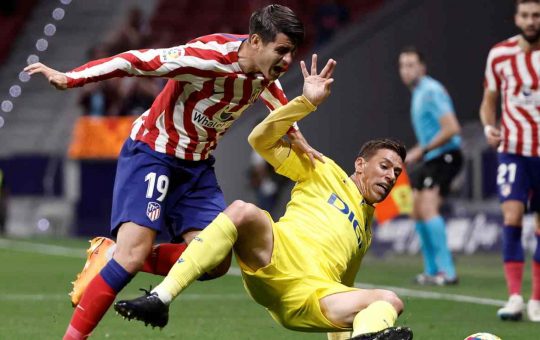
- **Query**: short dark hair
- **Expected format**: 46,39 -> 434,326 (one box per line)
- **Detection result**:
516,0 -> 540,6
249,4 -> 304,48
399,45 -> 425,65
358,138 -> 407,163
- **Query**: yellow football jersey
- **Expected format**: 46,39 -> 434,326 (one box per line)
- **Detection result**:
274,150 -> 374,286
238,149 -> 375,331
242,96 -> 375,331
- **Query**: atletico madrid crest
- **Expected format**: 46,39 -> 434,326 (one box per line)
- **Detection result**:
146,202 -> 161,222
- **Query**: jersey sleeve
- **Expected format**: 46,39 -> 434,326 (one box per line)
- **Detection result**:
274,145 -> 317,182
484,48 -> 500,92
248,96 -> 317,182
260,80 -> 299,132
65,43 -> 226,88
259,80 -> 288,110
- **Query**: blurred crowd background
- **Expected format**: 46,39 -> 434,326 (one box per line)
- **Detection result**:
0,0 -> 533,256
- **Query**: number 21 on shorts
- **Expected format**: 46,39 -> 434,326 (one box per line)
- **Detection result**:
145,172 -> 169,202
497,163 -> 517,185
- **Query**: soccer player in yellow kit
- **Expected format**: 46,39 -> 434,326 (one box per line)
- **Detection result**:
115,55 -> 413,340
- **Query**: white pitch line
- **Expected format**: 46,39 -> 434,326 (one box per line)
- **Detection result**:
0,293 -> 248,302
354,283 -> 506,307
0,294 -> 67,301
0,239 -> 506,307
0,238 -> 85,258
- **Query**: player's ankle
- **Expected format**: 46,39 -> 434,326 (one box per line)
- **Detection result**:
152,286 -> 173,305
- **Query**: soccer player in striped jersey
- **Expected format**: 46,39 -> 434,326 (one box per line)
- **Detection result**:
114,55 -> 413,340
25,5 -> 325,339
480,0 -> 540,322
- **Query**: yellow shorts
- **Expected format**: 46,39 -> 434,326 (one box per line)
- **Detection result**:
237,214 -> 357,332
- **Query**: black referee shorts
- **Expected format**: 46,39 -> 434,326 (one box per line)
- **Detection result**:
410,149 -> 463,197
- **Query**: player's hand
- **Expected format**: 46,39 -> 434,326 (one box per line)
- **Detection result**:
23,62 -> 68,90
405,146 -> 423,165
483,125 -> 501,148
287,129 -> 325,167
300,54 -> 336,106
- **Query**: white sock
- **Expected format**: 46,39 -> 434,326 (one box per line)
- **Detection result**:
152,286 -> 173,305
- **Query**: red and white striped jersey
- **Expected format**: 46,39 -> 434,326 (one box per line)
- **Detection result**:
65,33 -> 289,161
484,35 -> 540,157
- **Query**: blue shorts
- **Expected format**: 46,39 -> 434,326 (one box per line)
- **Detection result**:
110,138 -> 226,241
497,152 -> 540,212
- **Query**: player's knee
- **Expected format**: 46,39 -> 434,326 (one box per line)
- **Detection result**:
503,211 -> 522,226
226,200 -> 260,226
501,202 -> 524,226
114,243 -> 150,273
374,289 -> 404,314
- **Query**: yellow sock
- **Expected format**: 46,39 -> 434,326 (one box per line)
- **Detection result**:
327,331 -> 351,340
152,213 -> 237,303
351,301 -> 397,337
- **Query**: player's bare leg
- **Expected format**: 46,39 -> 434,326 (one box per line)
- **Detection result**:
64,222 -> 155,340
229,200 -> 274,270
69,230 -> 225,307
319,289 -> 412,340
114,200 -> 272,327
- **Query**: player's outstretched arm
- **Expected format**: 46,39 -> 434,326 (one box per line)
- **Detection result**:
25,47 -> 195,89
248,54 -> 335,170
24,63 -> 68,90
286,54 -> 335,167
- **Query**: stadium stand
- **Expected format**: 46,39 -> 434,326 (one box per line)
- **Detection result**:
0,0 -> 385,237
0,0 -> 38,65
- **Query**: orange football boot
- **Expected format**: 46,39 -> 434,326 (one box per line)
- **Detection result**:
69,237 -> 116,307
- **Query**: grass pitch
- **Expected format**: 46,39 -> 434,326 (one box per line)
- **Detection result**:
0,237 -> 537,339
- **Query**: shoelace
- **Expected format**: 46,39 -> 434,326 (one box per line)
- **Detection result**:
138,286 -> 154,297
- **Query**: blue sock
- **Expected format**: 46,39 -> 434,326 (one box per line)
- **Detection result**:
99,258 -> 134,293
425,215 -> 456,279
502,225 -> 524,262
415,220 -> 437,275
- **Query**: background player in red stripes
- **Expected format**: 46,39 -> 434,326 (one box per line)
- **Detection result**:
25,4 -> 324,339
480,0 -> 540,322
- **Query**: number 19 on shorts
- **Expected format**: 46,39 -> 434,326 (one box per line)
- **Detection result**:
145,172 -> 169,202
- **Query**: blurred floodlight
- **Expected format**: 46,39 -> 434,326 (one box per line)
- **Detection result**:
0,116 -> 4,128
44,23 -> 57,36
52,7 -> 65,20
37,218 -> 51,231
9,85 -> 22,98
19,71 -> 31,82
36,38 -> 49,51
60,0 -> 72,5
1,100 -> 13,113
27,54 -> 39,65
